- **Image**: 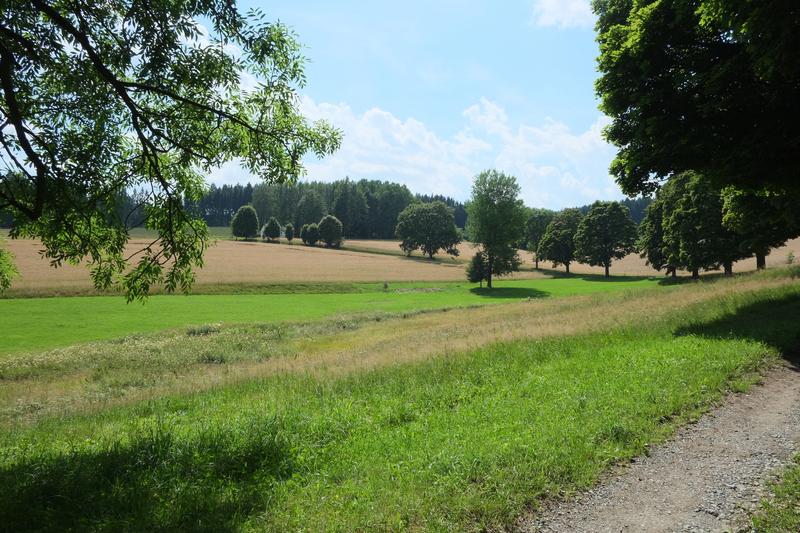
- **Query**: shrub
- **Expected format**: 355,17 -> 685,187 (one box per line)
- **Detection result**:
303,223 -> 320,246
318,215 -> 343,248
231,205 -> 259,240
284,223 -> 294,242
261,217 -> 281,242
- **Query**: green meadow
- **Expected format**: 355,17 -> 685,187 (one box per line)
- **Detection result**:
0,275 -> 661,355
1,274 -> 798,531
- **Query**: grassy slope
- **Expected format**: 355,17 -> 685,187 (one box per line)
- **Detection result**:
1,274 -> 799,531
0,276 -> 659,355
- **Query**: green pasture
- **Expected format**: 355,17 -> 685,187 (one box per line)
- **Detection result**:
0,275 -> 660,355
1,281 -> 798,531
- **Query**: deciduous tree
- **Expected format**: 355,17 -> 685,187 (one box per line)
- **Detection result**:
261,217 -> 281,242
525,208 -> 555,269
302,223 -> 320,246
0,1 -> 340,298
318,215 -> 343,248
575,202 -> 637,277
594,0 -> 800,195
465,170 -> 526,288
231,205 -> 259,241
395,201 -> 461,259
537,208 -> 583,274
660,172 -> 743,278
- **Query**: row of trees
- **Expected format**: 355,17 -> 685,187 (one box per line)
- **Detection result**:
230,205 -> 345,248
393,168 -> 798,288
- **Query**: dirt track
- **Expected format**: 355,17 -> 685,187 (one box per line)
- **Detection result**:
521,364 -> 800,532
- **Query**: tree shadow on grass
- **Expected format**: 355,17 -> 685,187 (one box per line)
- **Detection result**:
469,287 -> 549,299
0,417 -> 292,532
533,267 -> 655,283
675,292 -> 800,366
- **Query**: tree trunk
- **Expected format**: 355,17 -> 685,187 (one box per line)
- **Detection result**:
487,254 -> 493,288
691,268 -> 699,280
723,261 -> 733,276
670,267 -> 677,278
604,264 -> 610,277
565,262 -> 570,274
535,255 -> 539,269
756,252 -> 767,270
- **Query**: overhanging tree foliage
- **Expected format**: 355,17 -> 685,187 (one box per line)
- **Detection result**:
594,0 -> 800,195
465,170 -> 526,288
537,208 -> 583,274
574,201 -> 637,277
0,236 -> 16,291
0,0 -> 341,299
395,201 -> 461,259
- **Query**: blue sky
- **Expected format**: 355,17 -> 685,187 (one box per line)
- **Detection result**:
213,0 -> 623,209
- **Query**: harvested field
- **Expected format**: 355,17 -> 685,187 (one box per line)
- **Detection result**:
2,234 -> 796,295
0,237 -> 541,295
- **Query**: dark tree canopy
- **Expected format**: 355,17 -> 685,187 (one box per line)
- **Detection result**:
537,208 -> 583,274
594,0 -> 800,195
721,187 -> 800,269
231,205 -> 258,240
318,214 -> 343,248
574,201 -> 637,277
395,201 -> 461,259
0,0 -> 340,298
261,216 -> 281,242
465,170 -> 526,288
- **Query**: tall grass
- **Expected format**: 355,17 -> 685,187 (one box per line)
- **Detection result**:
1,277 -> 798,531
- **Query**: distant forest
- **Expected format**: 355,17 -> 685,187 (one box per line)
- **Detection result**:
180,179 -> 468,239
0,179 -> 651,235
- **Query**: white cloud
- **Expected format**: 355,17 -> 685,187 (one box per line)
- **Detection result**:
208,96 -> 622,209
530,0 -> 595,29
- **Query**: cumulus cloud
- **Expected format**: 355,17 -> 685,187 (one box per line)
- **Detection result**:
530,0 -> 595,29
208,96 -> 622,209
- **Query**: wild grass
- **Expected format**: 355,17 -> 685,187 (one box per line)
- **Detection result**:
1,270 -> 799,531
752,456 -> 800,531
0,276 -> 661,354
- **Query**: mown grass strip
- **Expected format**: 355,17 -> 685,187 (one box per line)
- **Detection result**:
1,281 -> 798,531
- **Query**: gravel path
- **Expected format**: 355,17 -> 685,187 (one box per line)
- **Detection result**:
521,364 -> 800,533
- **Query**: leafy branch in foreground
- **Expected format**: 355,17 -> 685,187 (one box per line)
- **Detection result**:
0,0 -> 341,299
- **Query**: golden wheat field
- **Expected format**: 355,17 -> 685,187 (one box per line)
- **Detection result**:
0,237 -> 538,294
2,232 -> 797,294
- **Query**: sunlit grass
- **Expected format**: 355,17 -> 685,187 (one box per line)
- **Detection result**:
1,271 -> 799,531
